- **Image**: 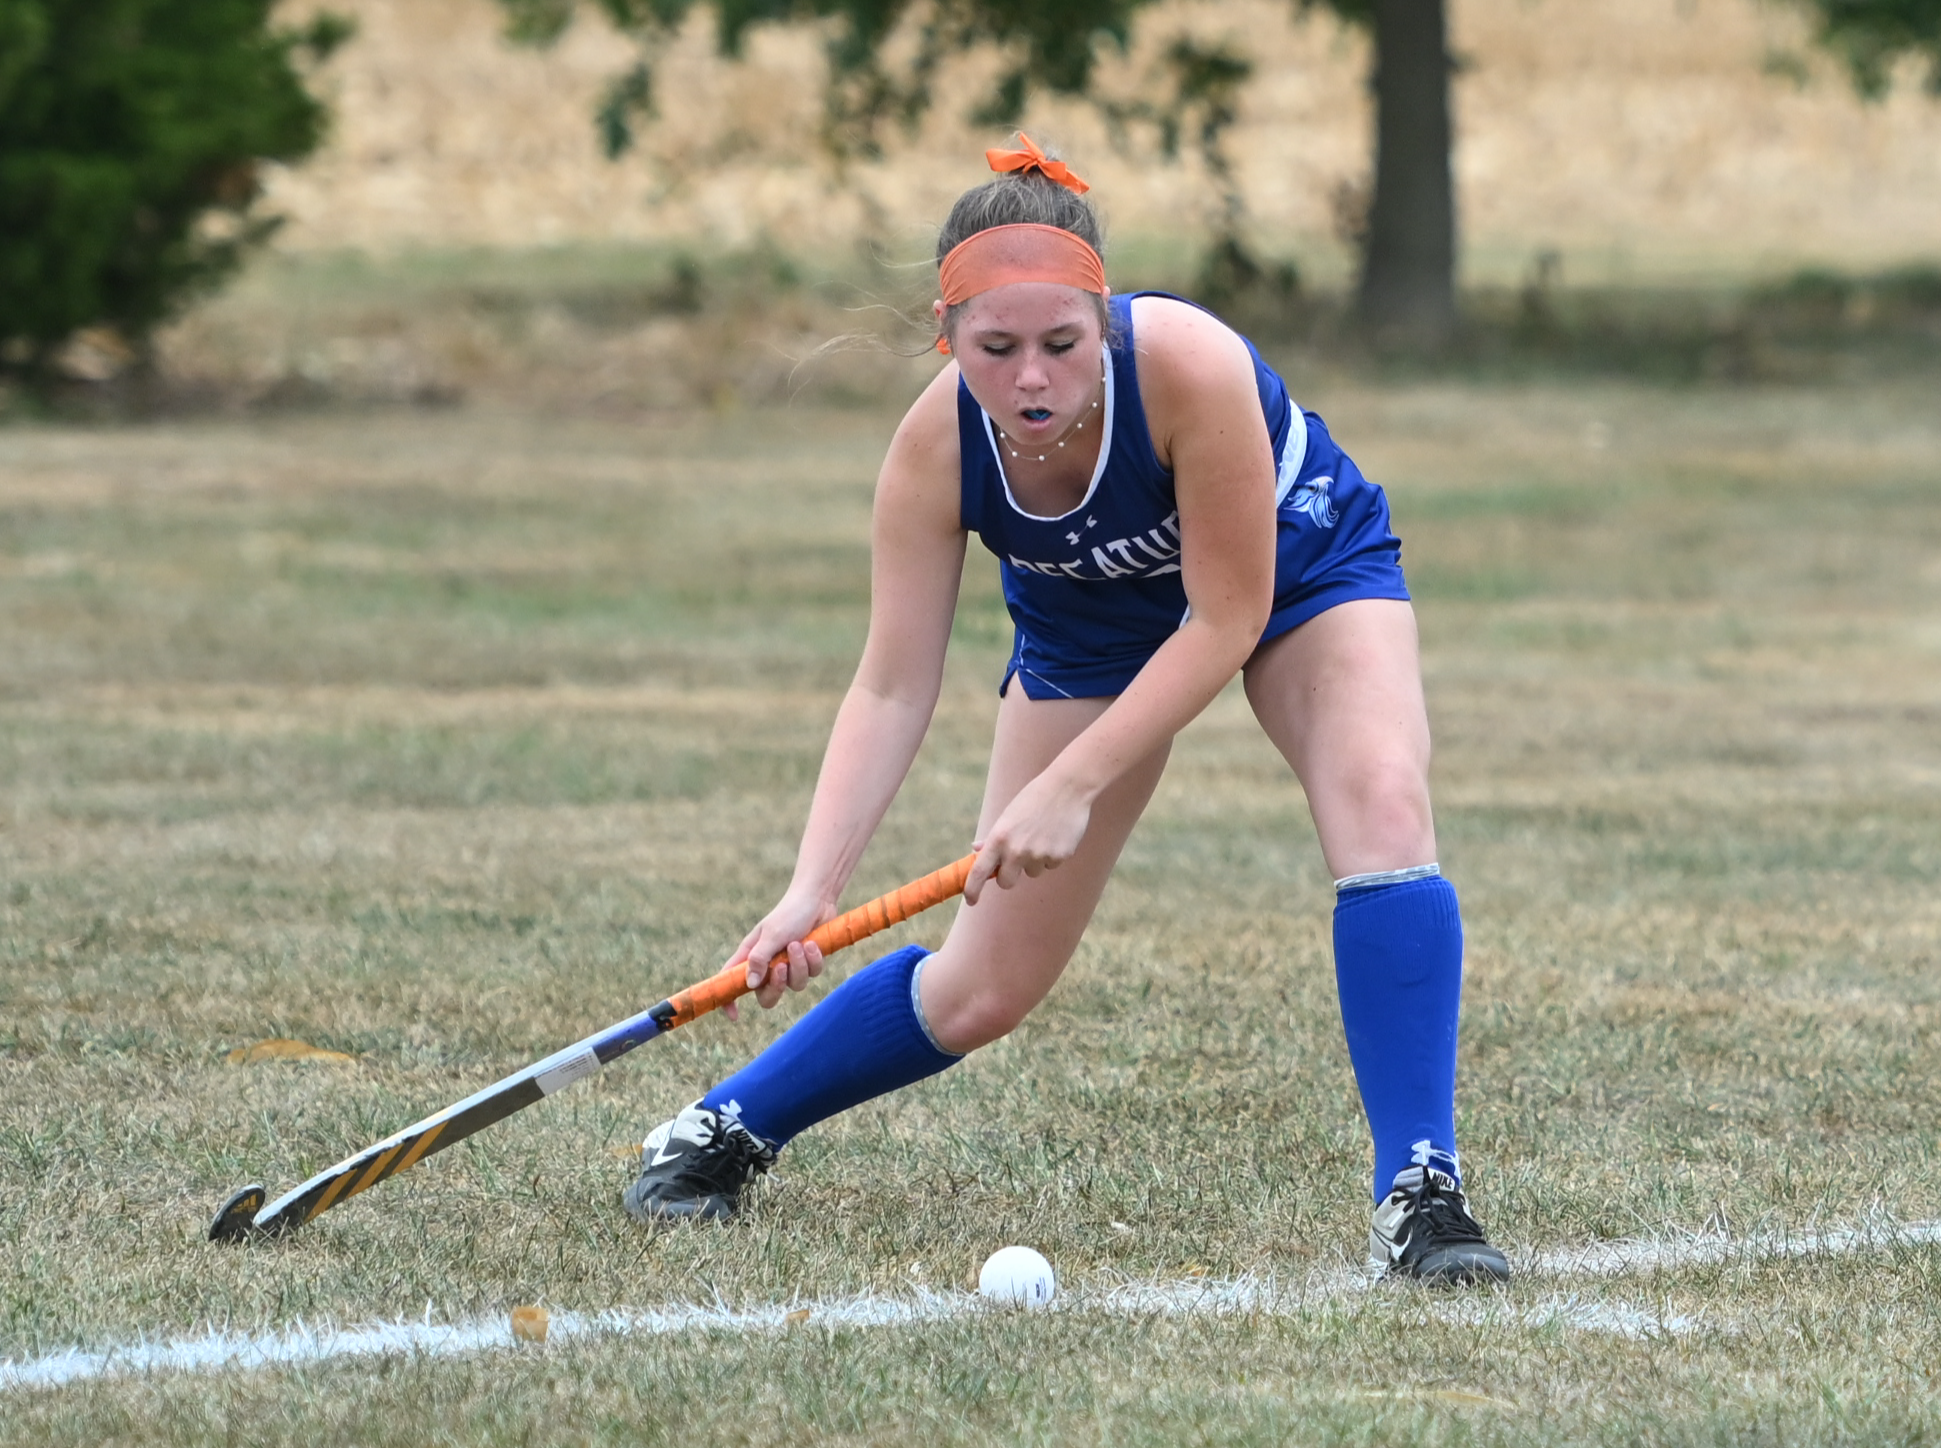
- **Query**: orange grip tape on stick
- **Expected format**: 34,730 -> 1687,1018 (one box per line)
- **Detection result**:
662,854 -> 976,1028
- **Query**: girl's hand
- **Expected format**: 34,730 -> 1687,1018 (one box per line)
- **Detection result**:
723,889 -> 837,1018
964,771 -> 1094,905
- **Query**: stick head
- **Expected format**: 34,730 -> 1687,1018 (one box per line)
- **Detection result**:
208,1183 -> 267,1243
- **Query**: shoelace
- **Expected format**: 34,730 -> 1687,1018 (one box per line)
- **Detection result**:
708,1118 -> 775,1183
1405,1174 -> 1488,1246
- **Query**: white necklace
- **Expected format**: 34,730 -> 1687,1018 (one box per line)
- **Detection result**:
993,357 -> 1107,464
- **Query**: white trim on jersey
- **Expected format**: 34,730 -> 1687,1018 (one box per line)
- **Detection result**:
1274,400 -> 1309,508
981,346 -> 1117,524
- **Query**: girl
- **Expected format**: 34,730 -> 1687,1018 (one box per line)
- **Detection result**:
625,138 -> 1508,1285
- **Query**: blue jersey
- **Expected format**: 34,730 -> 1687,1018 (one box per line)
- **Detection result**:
957,291 -> 1409,700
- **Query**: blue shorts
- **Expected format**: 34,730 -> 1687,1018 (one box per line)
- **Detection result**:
1000,410 -> 1409,700
1258,409 -> 1411,647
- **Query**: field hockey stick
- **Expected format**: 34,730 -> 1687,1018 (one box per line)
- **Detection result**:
209,854 -> 975,1243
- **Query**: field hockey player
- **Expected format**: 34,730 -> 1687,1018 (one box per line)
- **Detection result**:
625,137 -> 1510,1286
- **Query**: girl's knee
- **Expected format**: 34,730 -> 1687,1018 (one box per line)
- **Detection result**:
1366,758 -> 1433,819
924,990 -> 1034,1055
1323,750 -> 1428,818
1314,755 -> 1436,870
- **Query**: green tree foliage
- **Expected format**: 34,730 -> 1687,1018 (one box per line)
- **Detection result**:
1793,0 -> 1941,95
502,0 -> 1459,346
0,1 -> 350,374
501,0 -> 1145,160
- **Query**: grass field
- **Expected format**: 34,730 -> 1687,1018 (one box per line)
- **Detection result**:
4,365 -> 1941,1442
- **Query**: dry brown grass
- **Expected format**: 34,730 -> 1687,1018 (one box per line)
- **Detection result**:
150,244 -> 944,413
2,372 -> 1940,1440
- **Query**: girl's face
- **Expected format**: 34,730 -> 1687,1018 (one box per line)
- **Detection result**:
940,283 -> 1107,447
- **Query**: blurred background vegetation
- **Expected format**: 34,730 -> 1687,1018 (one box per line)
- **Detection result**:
1,0 -> 1937,408
0,1 -> 351,382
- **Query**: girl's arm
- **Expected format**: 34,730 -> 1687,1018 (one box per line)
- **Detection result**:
733,364 -> 969,1004
964,297 -> 1277,901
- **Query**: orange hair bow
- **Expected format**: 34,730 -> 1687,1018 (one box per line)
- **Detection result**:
985,134 -> 1090,195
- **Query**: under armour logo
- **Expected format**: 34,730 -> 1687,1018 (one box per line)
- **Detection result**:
1411,1138 -> 1460,1174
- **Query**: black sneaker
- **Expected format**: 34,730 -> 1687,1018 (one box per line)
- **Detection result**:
622,1100 -> 776,1224
1367,1167 -> 1511,1285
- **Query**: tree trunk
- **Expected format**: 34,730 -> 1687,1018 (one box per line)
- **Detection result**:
1356,0 -> 1456,348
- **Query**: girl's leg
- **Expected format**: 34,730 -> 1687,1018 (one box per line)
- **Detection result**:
1243,598 -> 1435,880
1243,599 -> 1464,1199
696,686 -> 1168,1146
920,688 -> 1171,1053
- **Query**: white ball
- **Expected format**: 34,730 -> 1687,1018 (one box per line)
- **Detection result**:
978,1245 -> 1056,1308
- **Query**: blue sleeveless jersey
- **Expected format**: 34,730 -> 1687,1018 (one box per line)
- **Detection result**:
958,291 -> 1409,699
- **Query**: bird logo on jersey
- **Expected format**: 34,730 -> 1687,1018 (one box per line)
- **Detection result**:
1287,474 -> 1340,529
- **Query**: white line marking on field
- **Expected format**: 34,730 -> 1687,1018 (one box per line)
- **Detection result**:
5,1215 -> 1936,1393
1526,1215 -> 1941,1279
0,1297 -> 964,1393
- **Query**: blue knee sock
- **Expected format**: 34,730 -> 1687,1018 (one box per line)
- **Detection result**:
701,944 -> 961,1149
1332,871 -> 1465,1200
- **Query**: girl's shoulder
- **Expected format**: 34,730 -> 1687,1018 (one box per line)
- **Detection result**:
1121,293 -> 1261,455
1121,290 -> 1240,348
870,358 -> 983,542
894,357 -> 969,458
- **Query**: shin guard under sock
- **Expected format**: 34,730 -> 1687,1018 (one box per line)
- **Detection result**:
1332,871 -> 1465,1199
701,944 -> 961,1149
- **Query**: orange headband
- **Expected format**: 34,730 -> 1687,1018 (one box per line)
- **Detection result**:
934,138 -> 1104,353
935,225 -> 1107,354
938,224 -> 1107,308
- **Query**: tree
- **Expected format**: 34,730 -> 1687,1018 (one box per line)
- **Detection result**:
1319,1 -> 1455,346
0,0 -> 349,380
498,0 -> 1143,161
1791,0 -> 1941,95
502,0 -> 1459,345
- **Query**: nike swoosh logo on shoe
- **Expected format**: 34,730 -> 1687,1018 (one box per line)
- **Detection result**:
650,1143 -> 683,1166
